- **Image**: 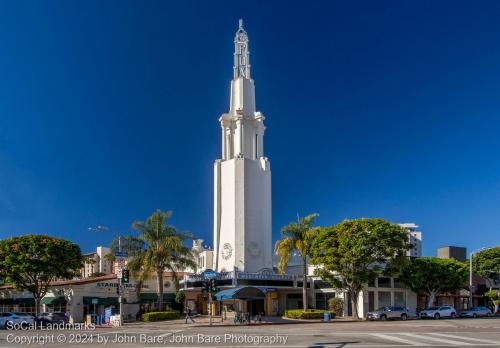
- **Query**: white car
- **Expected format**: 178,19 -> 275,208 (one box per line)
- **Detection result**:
420,305 -> 457,319
0,312 -> 34,329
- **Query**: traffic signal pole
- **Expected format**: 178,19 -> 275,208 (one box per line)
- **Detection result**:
119,237 -> 122,326
209,282 -> 212,326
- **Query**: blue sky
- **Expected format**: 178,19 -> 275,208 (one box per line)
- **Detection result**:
1,1 -> 499,255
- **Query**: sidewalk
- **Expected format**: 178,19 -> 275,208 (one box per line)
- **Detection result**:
124,315 -> 359,328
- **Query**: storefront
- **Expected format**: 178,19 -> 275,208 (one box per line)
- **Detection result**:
182,269 -> 305,316
0,274 -> 175,323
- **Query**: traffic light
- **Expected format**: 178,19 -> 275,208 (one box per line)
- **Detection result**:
122,269 -> 130,284
202,279 -> 220,293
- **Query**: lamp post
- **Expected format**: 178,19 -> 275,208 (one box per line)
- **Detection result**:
88,225 -> 123,326
469,247 -> 493,308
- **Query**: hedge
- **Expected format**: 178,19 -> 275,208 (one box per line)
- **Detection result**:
284,309 -> 335,320
141,311 -> 180,322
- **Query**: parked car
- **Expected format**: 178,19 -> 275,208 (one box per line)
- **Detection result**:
366,306 -> 417,321
420,305 -> 457,319
35,312 -> 69,325
459,307 -> 492,318
0,312 -> 34,329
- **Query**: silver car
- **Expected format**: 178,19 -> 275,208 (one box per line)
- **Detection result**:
366,306 -> 417,321
460,307 -> 492,318
420,305 -> 457,319
0,312 -> 34,329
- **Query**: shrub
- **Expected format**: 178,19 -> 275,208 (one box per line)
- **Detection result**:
284,309 -> 335,320
141,311 -> 180,322
485,290 -> 498,301
328,297 -> 344,316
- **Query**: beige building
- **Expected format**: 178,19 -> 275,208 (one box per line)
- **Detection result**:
81,246 -> 113,278
0,273 -> 181,323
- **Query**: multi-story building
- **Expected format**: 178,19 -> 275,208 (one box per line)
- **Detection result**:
81,246 -> 113,278
399,223 -> 422,258
191,239 -> 214,273
437,246 -> 466,262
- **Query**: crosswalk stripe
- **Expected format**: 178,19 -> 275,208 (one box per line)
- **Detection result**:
157,330 -> 184,338
371,333 -> 429,346
429,333 -> 500,345
402,333 -> 474,346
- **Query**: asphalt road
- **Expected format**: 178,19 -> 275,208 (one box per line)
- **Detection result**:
1,317 -> 499,348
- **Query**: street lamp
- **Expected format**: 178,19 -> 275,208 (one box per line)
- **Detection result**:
88,225 -> 124,326
469,247 -> 493,308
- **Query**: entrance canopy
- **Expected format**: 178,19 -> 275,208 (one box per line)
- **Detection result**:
214,287 -> 265,301
41,296 -> 67,305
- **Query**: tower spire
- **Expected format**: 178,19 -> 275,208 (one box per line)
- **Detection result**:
234,19 -> 250,79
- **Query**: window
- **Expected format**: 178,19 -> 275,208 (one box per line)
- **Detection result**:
255,134 -> 258,159
393,278 -> 405,288
368,291 -> 375,312
378,278 -> 392,288
315,292 -> 335,310
394,292 -> 405,307
378,291 -> 391,308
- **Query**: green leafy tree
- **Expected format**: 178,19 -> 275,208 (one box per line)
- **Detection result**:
485,290 -> 499,313
310,218 -> 410,319
472,247 -> 500,279
275,213 -> 319,311
0,235 -> 83,314
327,297 -> 344,316
127,210 -> 197,311
399,257 -> 468,308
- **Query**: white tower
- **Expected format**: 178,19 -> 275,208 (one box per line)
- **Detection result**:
213,20 -> 272,273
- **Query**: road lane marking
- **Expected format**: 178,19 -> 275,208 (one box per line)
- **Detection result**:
371,333 -> 429,346
429,333 -> 500,345
157,329 -> 184,337
402,333 -> 474,346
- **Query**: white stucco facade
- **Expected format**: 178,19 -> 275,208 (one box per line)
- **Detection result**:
213,20 -> 272,273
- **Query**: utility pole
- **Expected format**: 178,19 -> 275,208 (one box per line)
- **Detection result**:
118,236 -> 123,326
469,252 -> 473,308
209,279 -> 212,326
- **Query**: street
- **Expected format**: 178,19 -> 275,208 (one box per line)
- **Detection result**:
1,317 -> 499,347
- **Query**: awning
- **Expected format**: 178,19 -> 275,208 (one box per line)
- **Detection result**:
83,297 -> 118,306
139,293 -> 176,304
214,287 -> 265,301
41,296 -> 67,305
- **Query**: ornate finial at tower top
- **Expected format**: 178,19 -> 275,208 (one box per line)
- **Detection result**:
233,19 -> 250,79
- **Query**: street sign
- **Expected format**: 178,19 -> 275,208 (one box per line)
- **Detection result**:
91,298 -> 99,305
203,270 -> 218,280
115,251 -> 128,257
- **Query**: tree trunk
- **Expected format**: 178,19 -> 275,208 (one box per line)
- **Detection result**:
302,258 -> 308,311
157,270 -> 164,312
427,291 -> 437,308
351,290 -> 360,319
34,297 -> 41,316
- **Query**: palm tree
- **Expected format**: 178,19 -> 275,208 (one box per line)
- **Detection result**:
275,213 -> 319,311
127,210 -> 197,311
